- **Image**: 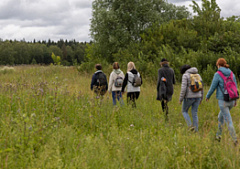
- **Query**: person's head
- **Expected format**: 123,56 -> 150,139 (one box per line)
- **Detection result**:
216,58 -> 229,68
95,64 -> 102,70
180,65 -> 191,74
113,62 -> 120,69
127,62 -> 136,72
160,58 -> 169,66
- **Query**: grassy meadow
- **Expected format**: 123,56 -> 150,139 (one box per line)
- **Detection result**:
0,65 -> 240,169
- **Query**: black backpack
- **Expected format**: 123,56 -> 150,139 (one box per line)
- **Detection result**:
96,72 -> 107,86
94,72 -> 107,95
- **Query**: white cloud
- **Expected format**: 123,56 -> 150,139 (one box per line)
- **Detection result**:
0,0 -> 92,42
0,0 -> 240,42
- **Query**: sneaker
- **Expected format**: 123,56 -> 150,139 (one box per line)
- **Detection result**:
188,126 -> 195,132
234,140 -> 238,146
216,135 -> 221,142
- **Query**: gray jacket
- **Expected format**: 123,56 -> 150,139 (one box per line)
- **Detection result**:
179,67 -> 203,102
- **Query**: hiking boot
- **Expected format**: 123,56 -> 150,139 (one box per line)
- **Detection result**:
234,140 -> 238,146
188,126 -> 195,132
215,135 -> 221,142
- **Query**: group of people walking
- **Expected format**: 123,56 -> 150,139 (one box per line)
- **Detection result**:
90,58 -> 239,145
90,61 -> 142,107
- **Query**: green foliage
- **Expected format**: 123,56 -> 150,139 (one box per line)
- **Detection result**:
1,66 -> 240,168
51,52 -> 61,65
0,40 -> 88,66
84,0 -> 240,84
90,0 -> 190,61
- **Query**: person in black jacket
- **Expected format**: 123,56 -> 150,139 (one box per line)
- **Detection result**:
157,58 -> 175,120
90,64 -> 108,97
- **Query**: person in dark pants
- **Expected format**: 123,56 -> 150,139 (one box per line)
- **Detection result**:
121,62 -> 142,108
90,64 -> 108,98
157,58 -> 175,120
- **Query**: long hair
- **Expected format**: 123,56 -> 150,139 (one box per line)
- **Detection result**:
216,58 -> 229,68
180,65 -> 191,74
127,62 -> 136,72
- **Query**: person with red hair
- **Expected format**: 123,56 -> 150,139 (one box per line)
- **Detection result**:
206,58 -> 238,145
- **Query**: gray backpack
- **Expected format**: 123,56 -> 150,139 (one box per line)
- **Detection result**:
130,74 -> 141,87
114,76 -> 123,87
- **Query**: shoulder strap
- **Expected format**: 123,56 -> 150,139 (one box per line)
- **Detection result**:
217,71 -> 227,81
230,71 -> 233,79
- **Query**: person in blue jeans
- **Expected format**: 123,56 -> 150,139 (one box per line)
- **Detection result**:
108,62 -> 125,106
206,58 -> 238,146
179,65 -> 203,132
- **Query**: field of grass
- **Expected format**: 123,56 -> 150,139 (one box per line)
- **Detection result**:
0,65 -> 240,168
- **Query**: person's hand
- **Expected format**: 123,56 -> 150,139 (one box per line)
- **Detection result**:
206,98 -> 209,102
179,101 -> 182,104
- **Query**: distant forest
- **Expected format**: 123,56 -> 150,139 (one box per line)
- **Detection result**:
0,39 -> 90,66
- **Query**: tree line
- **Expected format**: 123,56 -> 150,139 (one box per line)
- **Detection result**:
0,39 -> 89,66
83,0 -> 240,84
1,0 -> 240,84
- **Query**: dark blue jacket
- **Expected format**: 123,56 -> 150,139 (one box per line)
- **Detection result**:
90,70 -> 108,90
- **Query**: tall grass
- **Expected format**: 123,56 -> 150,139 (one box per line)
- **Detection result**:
0,66 -> 239,168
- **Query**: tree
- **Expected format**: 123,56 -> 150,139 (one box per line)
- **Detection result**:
90,0 -> 190,62
190,0 -> 222,40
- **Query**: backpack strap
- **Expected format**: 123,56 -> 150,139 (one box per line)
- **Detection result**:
127,71 -> 138,84
217,71 -> 233,94
217,71 -> 227,81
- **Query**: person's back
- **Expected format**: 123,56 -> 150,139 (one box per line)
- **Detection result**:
179,65 -> 203,132
179,67 -> 203,101
157,58 -> 175,119
90,64 -> 108,96
121,62 -> 142,108
108,62 -> 125,105
206,58 -> 238,145
157,64 -> 175,99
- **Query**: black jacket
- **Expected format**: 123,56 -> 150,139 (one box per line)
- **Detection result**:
157,64 -> 175,101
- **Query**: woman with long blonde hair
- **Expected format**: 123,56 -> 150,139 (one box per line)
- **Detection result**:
121,62 -> 142,107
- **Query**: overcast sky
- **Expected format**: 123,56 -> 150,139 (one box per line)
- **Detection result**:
0,0 -> 239,42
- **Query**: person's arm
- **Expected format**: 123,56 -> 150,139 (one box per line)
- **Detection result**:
140,74 -> 143,85
108,72 -> 113,92
172,69 -> 176,85
200,74 -> 204,102
121,73 -> 128,92
157,69 -> 161,91
104,74 -> 108,91
90,74 -> 95,90
179,74 -> 188,103
206,73 -> 219,99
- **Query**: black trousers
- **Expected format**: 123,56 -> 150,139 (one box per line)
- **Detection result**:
161,100 -> 168,116
127,92 -> 140,108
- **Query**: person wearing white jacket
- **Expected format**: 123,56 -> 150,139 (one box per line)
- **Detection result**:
108,62 -> 125,105
121,62 -> 142,108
